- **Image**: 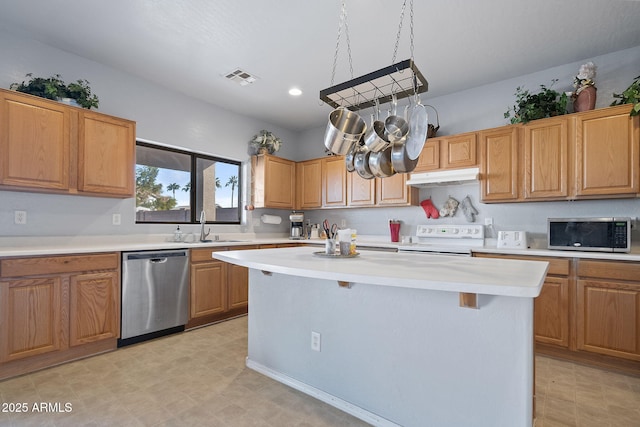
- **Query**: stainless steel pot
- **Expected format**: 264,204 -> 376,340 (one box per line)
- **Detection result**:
390,138 -> 419,173
324,107 -> 367,155
384,94 -> 409,143
354,146 -> 375,180
368,145 -> 395,178
345,139 -> 360,172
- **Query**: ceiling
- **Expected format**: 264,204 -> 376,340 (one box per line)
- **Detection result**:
1,0 -> 639,132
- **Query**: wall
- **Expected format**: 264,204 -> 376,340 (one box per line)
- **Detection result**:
1,28 -> 639,239
0,29 -> 300,237
299,45 -> 640,240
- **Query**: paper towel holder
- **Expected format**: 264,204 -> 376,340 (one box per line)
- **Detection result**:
260,214 -> 282,225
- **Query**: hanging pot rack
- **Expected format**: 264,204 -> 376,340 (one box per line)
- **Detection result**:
319,58 -> 428,112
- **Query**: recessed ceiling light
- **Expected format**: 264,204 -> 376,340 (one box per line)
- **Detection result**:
288,88 -> 302,96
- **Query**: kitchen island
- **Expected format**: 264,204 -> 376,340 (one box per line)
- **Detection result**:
212,246 -> 549,427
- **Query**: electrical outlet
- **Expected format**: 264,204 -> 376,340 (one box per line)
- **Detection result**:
484,217 -> 493,226
311,331 -> 321,352
340,219 -> 347,228
14,210 -> 27,225
112,213 -> 121,225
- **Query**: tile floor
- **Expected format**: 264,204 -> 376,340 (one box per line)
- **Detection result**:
0,316 -> 638,427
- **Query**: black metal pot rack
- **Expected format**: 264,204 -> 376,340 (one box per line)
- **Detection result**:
319,59 -> 428,112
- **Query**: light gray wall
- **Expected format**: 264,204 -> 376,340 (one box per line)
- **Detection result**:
1,28 -> 639,239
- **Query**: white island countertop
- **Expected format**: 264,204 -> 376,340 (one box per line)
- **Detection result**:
213,246 -> 549,298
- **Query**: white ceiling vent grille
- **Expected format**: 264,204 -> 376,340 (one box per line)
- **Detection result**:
224,68 -> 257,86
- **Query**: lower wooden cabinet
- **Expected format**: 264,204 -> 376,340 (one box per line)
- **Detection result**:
0,253 -> 120,380
474,252 -> 640,375
187,245 -> 258,329
475,253 -> 570,348
576,259 -> 640,361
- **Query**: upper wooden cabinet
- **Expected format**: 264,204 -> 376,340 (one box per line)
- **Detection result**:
0,90 -> 72,191
296,158 -> 322,209
522,116 -> 572,200
0,88 -> 135,198
251,154 -> 295,209
479,125 -> 520,202
347,170 -> 376,206
413,132 -> 477,173
322,156 -> 347,208
376,173 -> 418,206
574,104 -> 639,197
78,111 -> 135,197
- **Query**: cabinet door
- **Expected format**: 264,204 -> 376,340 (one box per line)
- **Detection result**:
534,276 -> 569,347
347,172 -> 376,206
296,159 -> 322,209
480,125 -> 520,202
0,277 -> 62,362
413,139 -> 440,172
190,261 -> 227,319
577,279 -> 640,360
69,271 -> 119,346
228,263 -> 249,310
575,105 -> 639,197
78,112 -> 135,197
523,117 -> 570,200
442,133 -> 477,169
376,173 -> 416,206
0,90 -> 72,191
323,156 -> 347,207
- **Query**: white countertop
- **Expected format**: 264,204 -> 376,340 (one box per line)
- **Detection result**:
0,233 -> 638,262
212,246 -> 549,298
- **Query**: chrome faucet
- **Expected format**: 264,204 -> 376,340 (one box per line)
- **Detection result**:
199,211 -> 211,242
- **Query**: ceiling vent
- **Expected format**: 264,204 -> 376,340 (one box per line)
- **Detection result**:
224,68 -> 257,86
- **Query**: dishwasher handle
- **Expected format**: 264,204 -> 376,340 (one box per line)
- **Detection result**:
124,251 -> 188,261
150,257 -> 168,264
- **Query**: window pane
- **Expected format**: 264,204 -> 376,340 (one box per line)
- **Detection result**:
135,144 -> 191,222
196,158 -> 241,223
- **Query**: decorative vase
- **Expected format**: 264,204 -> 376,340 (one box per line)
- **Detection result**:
573,86 -> 597,112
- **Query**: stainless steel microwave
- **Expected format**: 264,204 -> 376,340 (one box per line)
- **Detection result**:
547,217 -> 631,253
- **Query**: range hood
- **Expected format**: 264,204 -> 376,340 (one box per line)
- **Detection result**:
405,167 -> 480,187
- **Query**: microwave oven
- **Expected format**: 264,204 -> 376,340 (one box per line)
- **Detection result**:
547,217 -> 631,252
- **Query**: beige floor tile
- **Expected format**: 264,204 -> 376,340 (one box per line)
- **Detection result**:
1,316 -> 639,427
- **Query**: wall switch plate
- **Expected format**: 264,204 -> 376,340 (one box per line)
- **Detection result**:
112,213 -> 121,225
311,331 -> 321,352
14,210 -> 27,225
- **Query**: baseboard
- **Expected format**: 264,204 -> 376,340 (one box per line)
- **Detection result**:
245,358 -> 400,427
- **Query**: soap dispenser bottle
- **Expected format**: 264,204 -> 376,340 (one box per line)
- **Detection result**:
174,225 -> 183,242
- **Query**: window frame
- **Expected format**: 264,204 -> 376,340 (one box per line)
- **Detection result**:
135,140 -> 242,225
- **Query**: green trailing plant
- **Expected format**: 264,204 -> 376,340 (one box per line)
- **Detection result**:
10,73 -> 99,109
504,79 -> 568,124
610,75 -> 640,117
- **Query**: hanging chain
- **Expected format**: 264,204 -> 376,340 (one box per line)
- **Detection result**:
409,0 -> 414,60
390,0 -> 408,65
330,0 -> 354,87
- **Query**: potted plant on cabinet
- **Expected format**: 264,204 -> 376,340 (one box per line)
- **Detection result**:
504,79 -> 568,124
10,73 -> 99,109
248,130 -> 283,155
610,75 -> 640,117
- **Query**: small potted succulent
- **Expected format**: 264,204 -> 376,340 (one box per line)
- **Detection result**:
10,73 -> 99,109
248,130 -> 282,155
610,75 -> 640,117
504,79 -> 568,124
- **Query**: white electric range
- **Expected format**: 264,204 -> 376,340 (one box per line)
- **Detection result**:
397,224 -> 485,256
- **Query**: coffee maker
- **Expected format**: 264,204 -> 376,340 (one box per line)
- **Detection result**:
289,211 -> 304,240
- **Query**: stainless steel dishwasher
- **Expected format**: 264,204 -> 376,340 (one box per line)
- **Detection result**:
120,249 -> 189,346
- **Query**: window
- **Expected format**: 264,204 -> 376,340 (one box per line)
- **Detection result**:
135,141 -> 242,224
